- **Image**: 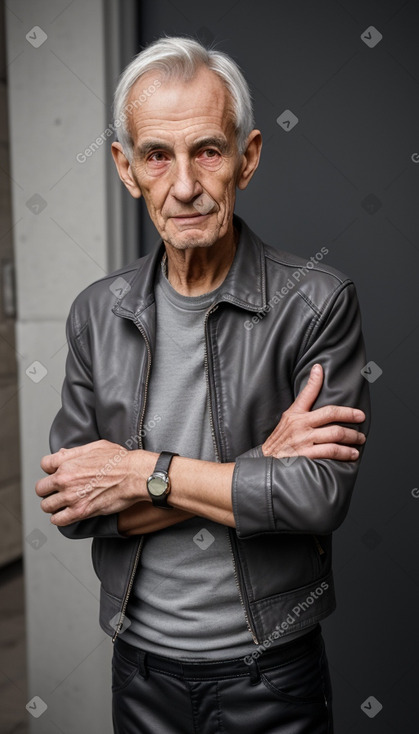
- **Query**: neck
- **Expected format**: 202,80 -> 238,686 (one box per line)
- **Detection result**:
164,224 -> 238,297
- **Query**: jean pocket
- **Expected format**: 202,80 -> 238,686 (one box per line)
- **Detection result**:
112,648 -> 138,694
259,641 -> 328,705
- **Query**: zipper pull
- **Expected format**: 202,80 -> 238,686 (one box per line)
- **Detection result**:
313,535 -> 325,555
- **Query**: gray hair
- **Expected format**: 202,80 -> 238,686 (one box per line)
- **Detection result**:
113,36 -> 254,160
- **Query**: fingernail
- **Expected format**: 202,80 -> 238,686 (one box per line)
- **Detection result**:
354,410 -> 365,420
312,364 -> 321,373
351,449 -> 359,459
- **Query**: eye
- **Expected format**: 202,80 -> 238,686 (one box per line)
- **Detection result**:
148,151 -> 167,162
197,148 -> 223,168
202,148 -> 219,158
145,151 -> 171,173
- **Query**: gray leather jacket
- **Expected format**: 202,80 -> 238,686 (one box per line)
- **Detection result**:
51,216 -> 370,646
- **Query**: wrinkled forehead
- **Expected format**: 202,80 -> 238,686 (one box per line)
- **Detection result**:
125,67 -> 237,146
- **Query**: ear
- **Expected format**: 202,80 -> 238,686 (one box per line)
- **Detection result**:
111,142 -> 142,199
236,130 -> 262,191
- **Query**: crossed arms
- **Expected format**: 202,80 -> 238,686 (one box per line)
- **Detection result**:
36,363 -> 367,536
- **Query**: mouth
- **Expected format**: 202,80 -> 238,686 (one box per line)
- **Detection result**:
171,213 -> 210,224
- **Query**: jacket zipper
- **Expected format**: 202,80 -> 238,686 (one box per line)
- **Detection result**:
313,535 -> 325,555
204,305 -> 259,645
112,536 -> 144,641
112,314 -> 152,643
227,529 -> 259,644
203,306 -> 221,464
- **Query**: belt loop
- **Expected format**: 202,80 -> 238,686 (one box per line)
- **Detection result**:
138,650 -> 149,680
247,658 -> 260,686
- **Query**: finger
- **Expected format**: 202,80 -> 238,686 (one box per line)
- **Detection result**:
302,444 -> 360,461
35,473 -> 61,498
310,426 -> 366,446
41,493 -> 68,515
40,441 -> 102,474
308,405 -> 366,427
50,506 -> 81,527
50,493 -> 108,526
292,364 -> 324,413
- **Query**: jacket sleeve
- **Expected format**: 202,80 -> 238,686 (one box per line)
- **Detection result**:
49,302 -> 127,540
232,281 -> 371,538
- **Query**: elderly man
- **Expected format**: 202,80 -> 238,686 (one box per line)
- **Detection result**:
36,37 -> 369,733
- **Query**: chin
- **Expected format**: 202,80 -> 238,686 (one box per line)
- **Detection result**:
166,229 -> 218,251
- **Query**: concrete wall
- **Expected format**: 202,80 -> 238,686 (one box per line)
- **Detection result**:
0,0 -> 22,571
6,1 -> 118,730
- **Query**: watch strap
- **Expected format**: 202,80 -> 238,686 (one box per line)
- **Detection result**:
154,451 -> 178,475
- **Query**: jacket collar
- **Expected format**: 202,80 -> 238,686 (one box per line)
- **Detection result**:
112,215 -> 266,318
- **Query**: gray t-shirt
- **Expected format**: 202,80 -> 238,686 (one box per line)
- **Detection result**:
123,260 -> 255,659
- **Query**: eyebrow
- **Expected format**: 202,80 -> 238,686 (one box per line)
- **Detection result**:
192,136 -> 230,154
137,136 -> 230,159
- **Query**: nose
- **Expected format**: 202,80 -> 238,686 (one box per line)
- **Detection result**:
170,157 -> 202,202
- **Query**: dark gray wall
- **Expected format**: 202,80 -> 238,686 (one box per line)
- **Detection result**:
136,1 -> 419,732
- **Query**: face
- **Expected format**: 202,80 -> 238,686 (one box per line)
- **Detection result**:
112,66 -> 261,251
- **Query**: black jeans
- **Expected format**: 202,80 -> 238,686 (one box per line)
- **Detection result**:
112,624 -> 333,734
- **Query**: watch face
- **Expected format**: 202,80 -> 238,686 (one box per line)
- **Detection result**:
147,473 -> 169,497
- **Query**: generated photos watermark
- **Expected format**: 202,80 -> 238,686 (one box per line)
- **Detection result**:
76,415 -> 161,498
243,581 -> 329,665
76,79 -> 162,164
244,247 -> 329,331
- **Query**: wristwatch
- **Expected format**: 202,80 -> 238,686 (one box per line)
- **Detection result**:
146,451 -> 178,509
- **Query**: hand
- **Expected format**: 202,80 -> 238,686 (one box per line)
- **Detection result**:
262,364 -> 366,461
35,440 -> 156,526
